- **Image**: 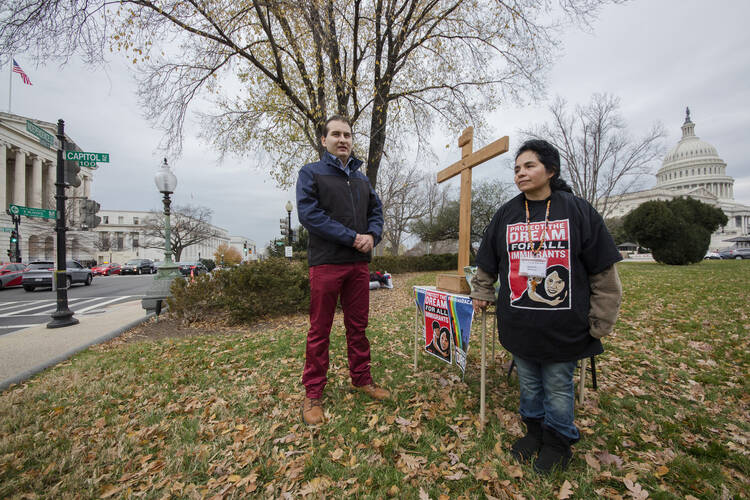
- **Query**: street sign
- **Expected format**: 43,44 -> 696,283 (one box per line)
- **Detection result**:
63,151 -> 110,163
79,160 -> 98,168
285,246 -> 293,258
1,227 -> 12,232
8,204 -> 57,220
26,120 -> 56,149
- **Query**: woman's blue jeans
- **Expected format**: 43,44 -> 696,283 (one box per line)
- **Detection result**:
514,355 -> 580,442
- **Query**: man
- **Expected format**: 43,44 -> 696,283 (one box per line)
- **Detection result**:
296,115 -> 389,426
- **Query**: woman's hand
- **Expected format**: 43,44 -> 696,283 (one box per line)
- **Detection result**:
473,299 -> 491,313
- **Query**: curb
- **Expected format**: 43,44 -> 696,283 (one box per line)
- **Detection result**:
0,312 -> 156,393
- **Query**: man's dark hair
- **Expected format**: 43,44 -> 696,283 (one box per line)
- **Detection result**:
515,139 -> 573,193
323,115 -> 353,137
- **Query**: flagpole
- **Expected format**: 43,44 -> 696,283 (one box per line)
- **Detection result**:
8,54 -> 12,113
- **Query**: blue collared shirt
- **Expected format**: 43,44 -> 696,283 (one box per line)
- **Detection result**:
326,152 -> 353,176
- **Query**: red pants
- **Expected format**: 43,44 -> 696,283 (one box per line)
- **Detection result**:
302,262 -> 372,398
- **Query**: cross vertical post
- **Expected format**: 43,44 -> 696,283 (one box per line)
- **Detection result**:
435,126 -> 509,294
457,128 -> 474,273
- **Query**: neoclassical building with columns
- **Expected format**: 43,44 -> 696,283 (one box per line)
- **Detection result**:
1,112 -> 97,263
3,111 -> 258,266
605,109 -> 750,250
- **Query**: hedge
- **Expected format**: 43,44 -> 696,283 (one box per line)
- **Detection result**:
370,253 -> 459,274
168,258 -> 309,323
168,253 -> 461,324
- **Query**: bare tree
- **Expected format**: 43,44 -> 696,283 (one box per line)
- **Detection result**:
141,204 -> 221,261
1,0 -> 620,189
411,178 -> 512,252
93,231 -> 112,252
414,180 -> 453,254
521,93 -> 665,217
376,159 -> 428,255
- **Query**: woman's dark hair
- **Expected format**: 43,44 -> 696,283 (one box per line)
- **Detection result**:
515,139 -> 573,193
323,115 -> 353,136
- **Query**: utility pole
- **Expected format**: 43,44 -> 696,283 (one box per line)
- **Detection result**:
47,119 -> 78,328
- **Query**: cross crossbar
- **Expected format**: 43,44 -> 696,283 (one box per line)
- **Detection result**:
437,135 -> 509,183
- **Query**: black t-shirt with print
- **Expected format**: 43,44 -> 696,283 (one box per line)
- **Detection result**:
475,191 -> 622,363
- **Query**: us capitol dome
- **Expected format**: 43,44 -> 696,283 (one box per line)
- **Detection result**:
655,108 -> 734,200
607,108 -> 750,250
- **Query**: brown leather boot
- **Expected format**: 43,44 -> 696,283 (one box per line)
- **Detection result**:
354,383 -> 390,400
301,397 -> 324,425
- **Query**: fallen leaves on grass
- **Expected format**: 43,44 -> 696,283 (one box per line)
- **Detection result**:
1,266 -> 748,499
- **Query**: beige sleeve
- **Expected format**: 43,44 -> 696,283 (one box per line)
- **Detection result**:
589,264 -> 623,339
470,267 -> 497,303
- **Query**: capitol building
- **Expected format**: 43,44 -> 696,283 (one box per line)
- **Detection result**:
606,109 -> 750,250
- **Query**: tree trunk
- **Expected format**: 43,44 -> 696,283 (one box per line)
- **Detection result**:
366,92 -> 389,189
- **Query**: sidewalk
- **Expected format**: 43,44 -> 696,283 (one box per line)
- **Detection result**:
0,300 -> 153,392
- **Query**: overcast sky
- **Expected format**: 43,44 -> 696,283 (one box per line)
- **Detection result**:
4,0 -> 749,249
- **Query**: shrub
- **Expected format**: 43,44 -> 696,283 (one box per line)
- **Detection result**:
168,253 -> 459,324
624,197 -> 727,265
168,258 -> 310,323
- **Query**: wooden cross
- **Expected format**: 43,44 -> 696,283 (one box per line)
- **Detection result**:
436,126 -> 509,294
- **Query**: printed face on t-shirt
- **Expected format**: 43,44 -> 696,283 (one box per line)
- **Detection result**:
544,270 -> 565,297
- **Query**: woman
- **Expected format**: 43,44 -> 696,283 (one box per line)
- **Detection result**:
471,139 -> 623,474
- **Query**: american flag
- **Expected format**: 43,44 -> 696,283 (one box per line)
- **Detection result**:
12,59 -> 32,86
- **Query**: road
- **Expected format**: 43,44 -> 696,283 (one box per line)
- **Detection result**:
0,274 -> 157,335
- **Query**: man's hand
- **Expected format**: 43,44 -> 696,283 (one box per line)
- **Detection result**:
353,233 -> 374,253
473,299 -> 491,313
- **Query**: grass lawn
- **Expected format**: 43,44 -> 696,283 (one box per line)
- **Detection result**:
1,261 -> 748,499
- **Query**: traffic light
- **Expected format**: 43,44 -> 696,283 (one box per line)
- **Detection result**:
243,241 -> 248,256
64,156 -> 82,188
10,230 -> 17,244
80,199 -> 102,229
280,217 -> 288,236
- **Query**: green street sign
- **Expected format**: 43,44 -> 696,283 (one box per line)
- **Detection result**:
26,120 -> 56,149
1,227 -> 13,232
63,150 -> 109,163
8,204 -> 57,220
79,160 -> 98,168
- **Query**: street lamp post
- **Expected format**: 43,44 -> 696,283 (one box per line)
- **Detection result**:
142,158 -> 183,316
285,201 -> 293,261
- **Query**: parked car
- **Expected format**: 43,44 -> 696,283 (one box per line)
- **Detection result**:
704,251 -> 721,260
0,262 -> 25,289
92,262 -> 121,276
22,260 -> 93,291
721,247 -> 750,260
121,258 -> 155,275
178,261 -> 208,277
